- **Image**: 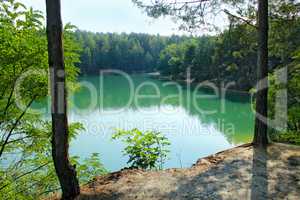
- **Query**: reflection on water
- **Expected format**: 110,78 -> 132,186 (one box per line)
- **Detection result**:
42,74 -> 255,171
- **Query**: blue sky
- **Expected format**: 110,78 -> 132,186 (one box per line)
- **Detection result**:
20,0 -> 187,36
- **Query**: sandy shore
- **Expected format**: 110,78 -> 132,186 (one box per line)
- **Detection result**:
51,143 -> 300,200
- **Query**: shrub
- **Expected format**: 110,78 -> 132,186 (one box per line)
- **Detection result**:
112,128 -> 170,170
270,131 -> 300,145
73,153 -> 108,184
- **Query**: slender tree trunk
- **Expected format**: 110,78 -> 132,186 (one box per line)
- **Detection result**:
253,0 -> 269,146
45,0 -> 80,199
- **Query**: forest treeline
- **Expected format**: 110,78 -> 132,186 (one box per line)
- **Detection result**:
75,31 -> 193,73
76,11 -> 300,91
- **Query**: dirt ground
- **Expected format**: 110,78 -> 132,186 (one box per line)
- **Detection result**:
53,143 -> 300,200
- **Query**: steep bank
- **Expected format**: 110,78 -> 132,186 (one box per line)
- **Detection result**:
52,143 -> 300,200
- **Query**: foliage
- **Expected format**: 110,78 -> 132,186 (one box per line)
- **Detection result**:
155,23 -> 258,90
0,120 -> 107,199
112,128 -> 170,170
0,1 -> 107,199
267,2 -> 300,143
132,0 -> 225,32
76,25 -> 258,90
74,31 -> 193,74
73,153 -> 108,184
132,0 -> 300,144
270,131 -> 300,146
159,39 -> 197,78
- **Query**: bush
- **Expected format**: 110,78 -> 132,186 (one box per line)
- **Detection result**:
270,131 -> 300,145
73,153 -> 108,184
112,128 -> 170,170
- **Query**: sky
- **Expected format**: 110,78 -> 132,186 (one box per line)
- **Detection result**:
20,0 -> 187,36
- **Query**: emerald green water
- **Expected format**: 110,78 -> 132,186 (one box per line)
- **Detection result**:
67,75 -> 254,171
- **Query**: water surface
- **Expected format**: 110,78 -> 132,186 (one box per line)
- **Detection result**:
68,75 -> 254,171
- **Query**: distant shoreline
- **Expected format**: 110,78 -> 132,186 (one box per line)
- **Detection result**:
79,71 -> 252,96
146,73 -> 251,96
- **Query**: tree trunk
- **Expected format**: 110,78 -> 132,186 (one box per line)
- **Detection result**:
253,0 -> 269,146
45,0 -> 80,199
